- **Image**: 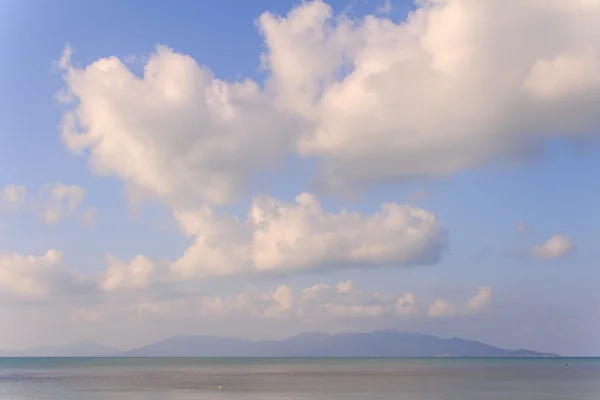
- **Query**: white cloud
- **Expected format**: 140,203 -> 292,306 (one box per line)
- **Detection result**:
530,234 -> 574,259
169,193 -> 448,281
100,254 -> 160,292
466,285 -> 493,313
51,0 -> 596,294
523,46 -> 600,100
336,280 -> 354,294
199,291 -> 268,318
58,0 -> 600,201
84,279 -> 440,324
196,280 -> 420,321
294,280 -> 420,320
428,285 -> 493,318
259,0 -> 600,192
183,281 -> 488,322
265,285 -> 295,318
1,183 -> 97,227
40,183 -> 84,224
428,298 -> 457,318
1,185 -> 27,212
0,250 -> 81,300
25,279 -> 493,344
58,44 -> 298,208
396,292 -> 417,317
99,193 -> 446,291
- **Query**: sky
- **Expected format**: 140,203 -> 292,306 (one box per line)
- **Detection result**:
0,0 -> 599,356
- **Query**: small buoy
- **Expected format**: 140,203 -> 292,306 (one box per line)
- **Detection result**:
218,386 -> 223,390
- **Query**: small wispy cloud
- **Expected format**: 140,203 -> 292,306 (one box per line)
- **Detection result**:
516,220 -> 528,234
81,207 -> 98,228
375,0 -> 392,14
1,185 -> 27,213
406,189 -> 428,203
530,234 -> 574,259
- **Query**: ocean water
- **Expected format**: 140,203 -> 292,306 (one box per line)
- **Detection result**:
0,358 -> 599,399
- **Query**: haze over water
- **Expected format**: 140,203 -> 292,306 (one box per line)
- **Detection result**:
1,358 -> 599,399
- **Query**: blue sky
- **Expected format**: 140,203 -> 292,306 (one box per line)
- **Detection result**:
0,0 -> 598,355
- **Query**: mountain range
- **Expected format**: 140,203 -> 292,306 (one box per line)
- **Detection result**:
0,330 -> 560,358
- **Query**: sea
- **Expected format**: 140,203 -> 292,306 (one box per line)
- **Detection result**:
0,357 -> 599,399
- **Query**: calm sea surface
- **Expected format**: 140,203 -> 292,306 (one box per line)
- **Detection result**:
0,357 -> 599,399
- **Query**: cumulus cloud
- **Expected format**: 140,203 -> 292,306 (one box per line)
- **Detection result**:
52,0 -> 598,289
0,250 -> 81,300
428,285 -> 493,318
530,234 -> 574,259
1,185 -> 27,212
428,298 -> 457,318
44,1 -> 588,324
466,285 -> 493,313
100,255 -> 161,292
264,285 -> 296,318
99,193 -> 446,291
40,183 -> 85,224
260,0 -> 600,191
86,279 -> 437,325
58,0 -> 600,201
396,292 -> 417,317
169,193 -> 448,281
58,44 -> 299,208
99,280 -> 488,324
194,279 -> 421,321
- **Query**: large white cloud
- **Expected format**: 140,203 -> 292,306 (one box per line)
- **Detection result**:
58,0 -> 600,200
50,0 -> 594,299
58,44 -> 299,207
259,0 -> 600,191
169,193 -> 447,280
99,193 -> 446,290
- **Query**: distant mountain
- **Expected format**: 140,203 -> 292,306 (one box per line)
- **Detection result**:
0,340 -> 119,357
118,330 -> 560,358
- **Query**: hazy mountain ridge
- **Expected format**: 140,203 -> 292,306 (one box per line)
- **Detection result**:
0,331 -> 560,358
118,330 -> 560,358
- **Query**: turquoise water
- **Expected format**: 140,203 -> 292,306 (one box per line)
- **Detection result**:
0,357 -> 599,399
